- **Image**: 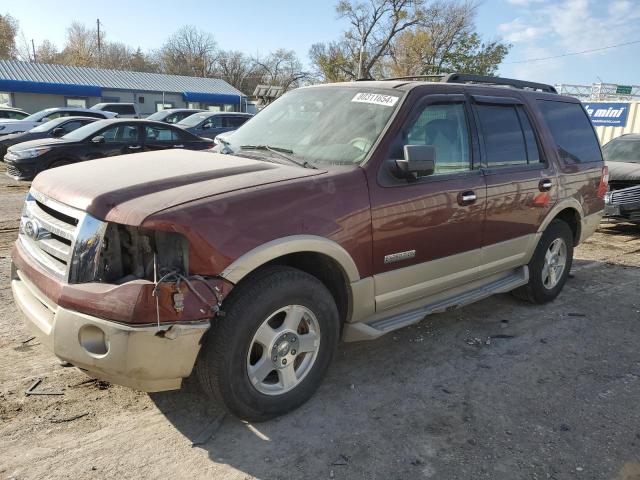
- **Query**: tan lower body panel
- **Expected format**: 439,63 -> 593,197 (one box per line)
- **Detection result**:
12,269 -> 209,392
580,211 -> 603,243
370,234 -> 538,313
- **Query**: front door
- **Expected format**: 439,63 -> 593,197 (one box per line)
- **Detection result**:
470,94 -> 556,276
86,123 -> 142,160
367,93 -> 487,312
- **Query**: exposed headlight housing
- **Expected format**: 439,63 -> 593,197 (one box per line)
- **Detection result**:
95,224 -> 189,284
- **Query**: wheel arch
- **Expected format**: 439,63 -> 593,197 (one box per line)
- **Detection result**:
538,199 -> 583,246
220,235 -> 361,325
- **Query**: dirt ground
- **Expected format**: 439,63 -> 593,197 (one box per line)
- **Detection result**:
1,168 -> 639,480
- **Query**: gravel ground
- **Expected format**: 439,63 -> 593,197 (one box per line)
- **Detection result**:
1,167 -> 639,480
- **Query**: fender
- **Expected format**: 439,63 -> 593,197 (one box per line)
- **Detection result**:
220,235 -> 361,284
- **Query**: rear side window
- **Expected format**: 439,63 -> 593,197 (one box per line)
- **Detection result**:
537,101 -> 602,164
475,104 -> 540,167
106,104 -> 136,115
225,116 -> 249,128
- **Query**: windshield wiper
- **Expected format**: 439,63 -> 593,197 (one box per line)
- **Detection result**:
240,144 -> 317,170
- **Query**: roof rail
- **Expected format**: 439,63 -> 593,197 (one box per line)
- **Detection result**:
381,74 -> 445,82
441,73 -> 558,94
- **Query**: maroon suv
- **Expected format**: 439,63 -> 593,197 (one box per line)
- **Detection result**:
11,74 -> 606,421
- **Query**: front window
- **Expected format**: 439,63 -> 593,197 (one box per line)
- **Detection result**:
23,109 -> 57,122
603,137 -> 640,164
61,120 -> 110,141
225,86 -> 403,165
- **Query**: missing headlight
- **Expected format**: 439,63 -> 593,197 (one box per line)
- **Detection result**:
98,224 -> 189,284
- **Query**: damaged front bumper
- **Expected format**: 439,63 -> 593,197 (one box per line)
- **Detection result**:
12,266 -> 210,392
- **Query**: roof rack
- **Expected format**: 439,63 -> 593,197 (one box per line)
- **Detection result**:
380,74 -> 445,82
441,73 -> 558,94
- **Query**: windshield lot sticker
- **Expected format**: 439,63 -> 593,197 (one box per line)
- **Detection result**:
352,92 -> 399,107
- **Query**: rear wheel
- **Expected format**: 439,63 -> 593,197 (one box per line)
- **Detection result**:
196,266 -> 340,422
513,219 -> 574,304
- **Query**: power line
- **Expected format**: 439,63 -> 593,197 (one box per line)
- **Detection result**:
503,39 -> 640,64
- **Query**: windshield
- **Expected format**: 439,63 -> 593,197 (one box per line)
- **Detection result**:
30,117 -> 66,133
177,113 -> 209,128
603,137 -> 640,164
146,111 -> 170,121
225,86 -> 403,165
61,120 -> 110,141
22,109 -> 54,122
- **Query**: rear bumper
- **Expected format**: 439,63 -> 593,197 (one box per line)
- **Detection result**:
12,266 -> 210,392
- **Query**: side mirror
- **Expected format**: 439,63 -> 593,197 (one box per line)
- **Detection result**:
202,123 -> 211,129
51,127 -> 65,137
91,135 -> 105,144
395,145 -> 436,180
40,117 -> 50,123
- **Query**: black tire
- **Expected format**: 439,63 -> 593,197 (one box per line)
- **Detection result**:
513,219 -> 574,304
196,266 -> 340,422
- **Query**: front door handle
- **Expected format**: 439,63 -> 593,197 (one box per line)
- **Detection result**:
173,144 -> 184,148
128,145 -> 142,150
539,179 -> 552,191
458,191 -> 477,206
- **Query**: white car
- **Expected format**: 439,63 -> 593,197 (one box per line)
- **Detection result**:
91,102 -> 140,118
0,107 -> 116,136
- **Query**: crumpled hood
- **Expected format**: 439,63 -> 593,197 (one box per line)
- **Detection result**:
607,160 -> 640,182
32,150 -> 324,225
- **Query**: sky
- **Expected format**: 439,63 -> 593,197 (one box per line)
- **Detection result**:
6,0 -> 640,86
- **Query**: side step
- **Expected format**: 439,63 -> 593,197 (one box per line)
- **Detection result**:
343,267 -> 529,342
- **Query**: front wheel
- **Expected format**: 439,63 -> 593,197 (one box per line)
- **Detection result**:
196,266 -> 340,422
513,219 -> 574,304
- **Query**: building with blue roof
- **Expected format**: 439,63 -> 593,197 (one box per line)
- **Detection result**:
0,60 -> 247,114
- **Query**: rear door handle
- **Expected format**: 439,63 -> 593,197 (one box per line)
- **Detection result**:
128,145 -> 142,150
539,179 -> 552,191
458,191 -> 477,206
173,144 -> 184,148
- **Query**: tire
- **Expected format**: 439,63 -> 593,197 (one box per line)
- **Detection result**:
513,219 -> 574,304
196,266 -> 340,422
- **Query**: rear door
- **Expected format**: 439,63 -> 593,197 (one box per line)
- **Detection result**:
471,94 -> 556,276
368,93 -> 487,311
144,123 -> 208,151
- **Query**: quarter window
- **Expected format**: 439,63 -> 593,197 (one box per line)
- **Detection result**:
476,104 -> 541,167
398,103 -> 471,175
537,100 -> 602,164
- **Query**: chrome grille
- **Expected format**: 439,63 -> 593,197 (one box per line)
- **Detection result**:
6,164 -> 23,178
19,189 -> 106,282
609,185 -> 640,206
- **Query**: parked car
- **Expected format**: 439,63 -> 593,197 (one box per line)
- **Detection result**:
602,133 -> 640,222
0,116 -> 98,157
4,118 -> 214,180
0,107 -> 29,120
11,74 -> 606,421
176,111 -> 252,139
146,108 -> 206,124
91,102 -> 140,118
0,107 -> 116,136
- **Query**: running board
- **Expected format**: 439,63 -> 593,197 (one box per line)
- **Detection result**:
343,267 -> 529,342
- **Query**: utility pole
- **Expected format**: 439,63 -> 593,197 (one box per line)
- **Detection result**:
96,18 -> 101,67
31,39 -> 36,63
